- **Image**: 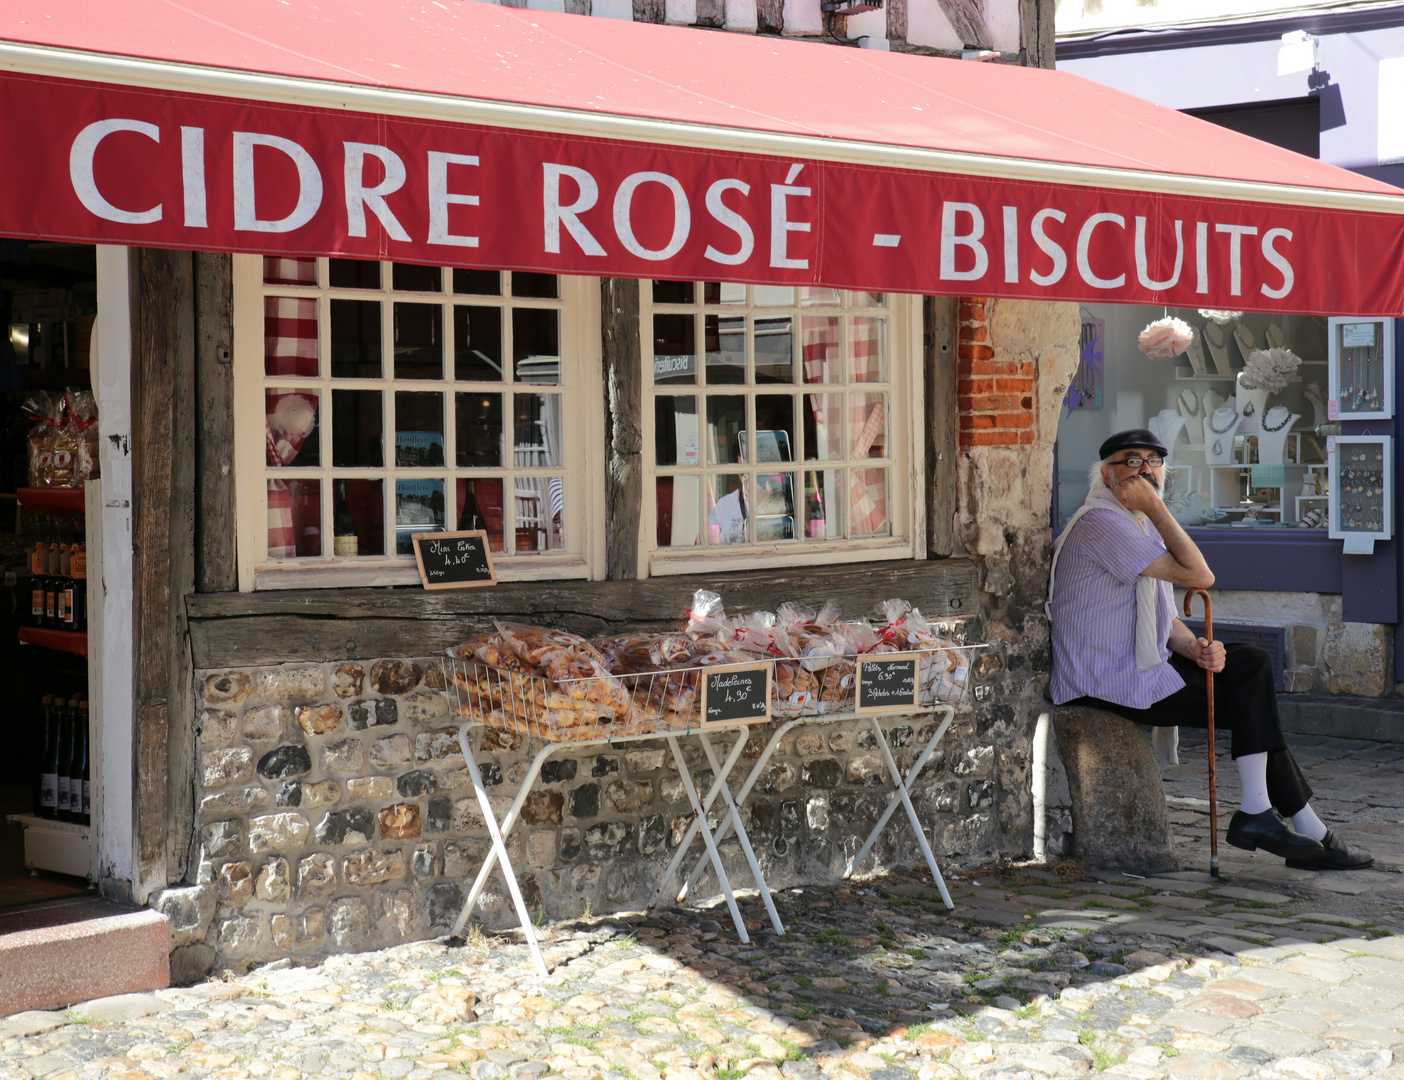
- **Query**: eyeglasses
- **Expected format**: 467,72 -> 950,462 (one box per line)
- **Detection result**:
1113,456 -> 1164,469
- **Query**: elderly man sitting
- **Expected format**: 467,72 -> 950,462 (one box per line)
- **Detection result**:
1047,428 -> 1371,871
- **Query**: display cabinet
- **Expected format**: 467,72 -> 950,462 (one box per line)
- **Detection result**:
1327,317 -> 1394,421
1328,435 -> 1392,548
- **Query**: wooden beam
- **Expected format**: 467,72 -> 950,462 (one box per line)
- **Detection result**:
194,252 -> 236,594
757,0 -> 784,34
1020,0 -> 1056,68
886,0 -> 908,44
186,558 -> 981,668
936,0 -> 992,49
694,0 -> 723,25
632,0 -> 665,21
131,249 -> 195,898
926,296 -> 959,558
601,278 -> 643,581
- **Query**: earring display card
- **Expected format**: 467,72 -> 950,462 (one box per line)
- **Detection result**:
1327,317 -> 1394,421
1328,435 -> 1392,546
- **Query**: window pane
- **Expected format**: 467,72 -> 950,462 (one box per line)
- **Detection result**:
755,472 -> 796,541
330,299 -> 382,378
705,315 -> 746,385
393,264 -> 441,292
706,395 -> 745,465
511,273 -> 559,299
850,291 -> 887,308
754,395 -> 795,463
394,303 -> 442,379
267,478 -> 322,558
802,469 -> 840,539
457,478 -> 505,552
455,392 -> 503,467
514,476 -> 566,551
513,393 -> 562,466
264,257 -> 317,286
655,396 -> 700,467
453,306 -> 504,381
850,468 -> 890,537
717,283 -> 746,305
513,308 -> 560,383
804,393 -> 844,461
453,268 -> 501,295
264,297 -> 318,377
851,393 -> 887,458
656,475 -> 701,548
702,283 -> 724,304
395,480 -> 446,554
653,281 -> 694,304
653,313 -> 697,385
707,474 -> 749,545
332,478 -> 385,556
329,258 -> 380,289
753,286 -> 795,307
395,391 -> 445,467
850,316 -> 888,382
801,317 -> 841,384
755,317 -> 794,384
800,287 -> 841,307
332,389 -> 384,467
266,389 -> 320,467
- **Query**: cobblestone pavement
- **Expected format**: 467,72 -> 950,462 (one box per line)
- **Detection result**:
3,732 -> 1403,1080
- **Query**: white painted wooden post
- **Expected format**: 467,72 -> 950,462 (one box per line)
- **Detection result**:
92,245 -> 136,899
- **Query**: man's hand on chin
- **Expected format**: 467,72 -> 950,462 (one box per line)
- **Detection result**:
1114,474 -> 1163,515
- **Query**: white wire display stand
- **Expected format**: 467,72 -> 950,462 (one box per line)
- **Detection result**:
445,640 -> 980,975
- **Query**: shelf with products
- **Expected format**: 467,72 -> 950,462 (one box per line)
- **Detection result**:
17,626 -> 89,658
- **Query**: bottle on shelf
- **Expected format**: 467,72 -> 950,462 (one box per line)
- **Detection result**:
56,545 -> 72,627
77,701 -> 91,826
333,479 -> 359,557
53,696 -> 73,820
67,544 -> 87,633
30,542 -> 47,627
37,695 -> 58,818
44,544 -> 62,630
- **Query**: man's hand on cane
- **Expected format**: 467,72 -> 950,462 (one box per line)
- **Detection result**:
1189,637 -> 1226,672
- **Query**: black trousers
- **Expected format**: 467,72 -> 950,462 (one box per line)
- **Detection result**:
1068,642 -> 1313,817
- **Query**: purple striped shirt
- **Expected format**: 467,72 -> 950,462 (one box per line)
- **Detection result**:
1049,506 -> 1184,708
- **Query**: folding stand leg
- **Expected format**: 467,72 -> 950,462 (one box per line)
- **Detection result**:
675,718 -> 804,903
696,732 -> 784,935
844,708 -> 954,910
451,723 -> 550,975
666,734 -> 750,944
649,727 -> 750,910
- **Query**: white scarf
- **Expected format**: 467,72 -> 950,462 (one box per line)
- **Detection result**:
1048,485 -> 1179,765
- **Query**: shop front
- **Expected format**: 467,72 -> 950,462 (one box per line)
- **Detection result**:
3,0 -> 1404,974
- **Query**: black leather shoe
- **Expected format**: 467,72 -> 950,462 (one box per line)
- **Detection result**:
1226,809 -> 1326,861
1286,829 -> 1375,870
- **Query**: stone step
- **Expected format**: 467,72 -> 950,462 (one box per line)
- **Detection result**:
0,896 -> 169,1015
1278,693 -> 1404,744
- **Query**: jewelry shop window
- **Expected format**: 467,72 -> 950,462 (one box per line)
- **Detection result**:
643,282 -> 923,574
234,256 -> 601,589
1056,305 -> 1334,532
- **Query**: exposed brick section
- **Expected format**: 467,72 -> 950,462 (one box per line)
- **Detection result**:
956,297 -> 1035,449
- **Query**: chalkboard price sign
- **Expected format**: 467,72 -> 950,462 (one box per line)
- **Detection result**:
412,530 -> 498,590
856,652 -> 920,714
700,662 -> 772,728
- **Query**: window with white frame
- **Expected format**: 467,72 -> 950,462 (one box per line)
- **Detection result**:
644,282 -> 921,573
235,255 -> 599,588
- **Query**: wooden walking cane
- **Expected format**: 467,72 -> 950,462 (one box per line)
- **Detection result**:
1183,588 -> 1219,879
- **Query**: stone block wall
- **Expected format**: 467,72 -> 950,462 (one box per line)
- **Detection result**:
160,655 -> 1032,975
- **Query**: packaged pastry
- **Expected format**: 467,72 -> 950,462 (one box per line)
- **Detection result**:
21,391 -> 60,487
68,390 -> 100,481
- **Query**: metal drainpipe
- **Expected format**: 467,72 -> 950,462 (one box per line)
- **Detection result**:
1032,710 -> 1050,862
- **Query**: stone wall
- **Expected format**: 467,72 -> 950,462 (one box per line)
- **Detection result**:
159,656 -> 1022,975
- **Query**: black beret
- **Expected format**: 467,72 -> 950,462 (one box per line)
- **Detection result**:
1099,428 -> 1168,460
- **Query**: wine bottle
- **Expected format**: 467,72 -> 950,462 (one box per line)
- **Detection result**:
69,544 -> 87,633
74,701 -> 90,826
37,695 -> 57,817
333,480 -> 359,557
54,697 -> 73,820
30,543 -> 47,627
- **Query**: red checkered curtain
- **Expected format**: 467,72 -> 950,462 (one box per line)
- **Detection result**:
264,296 -> 318,377
265,391 -> 320,559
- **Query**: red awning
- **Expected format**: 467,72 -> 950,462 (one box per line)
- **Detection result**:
3,0 -> 1404,313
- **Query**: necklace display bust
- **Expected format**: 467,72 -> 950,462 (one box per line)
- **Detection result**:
1203,407 -> 1243,464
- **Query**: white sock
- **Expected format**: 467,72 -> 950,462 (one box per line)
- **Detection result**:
1236,752 -> 1271,815
1291,803 -> 1329,841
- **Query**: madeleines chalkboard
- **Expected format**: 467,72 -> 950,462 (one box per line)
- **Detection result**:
412,530 -> 497,590
700,662 -> 772,728
856,652 -> 920,713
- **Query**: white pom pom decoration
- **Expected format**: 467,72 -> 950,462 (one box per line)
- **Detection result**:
1242,347 -> 1302,393
1138,316 -> 1195,359
1197,309 -> 1244,325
